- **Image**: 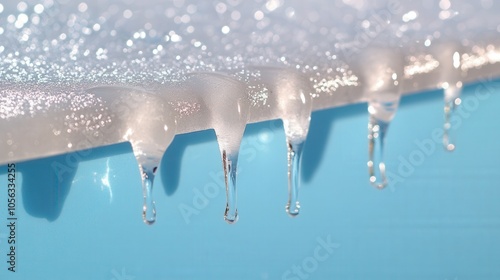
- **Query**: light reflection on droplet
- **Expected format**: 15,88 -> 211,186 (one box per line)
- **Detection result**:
17,2 -> 28,12
231,10 -> 241,20
78,2 -> 88,13
265,0 -> 282,12
216,2 -> 227,14
402,10 -> 418,22
15,13 -> 29,29
7,15 -> 15,23
186,4 -> 196,14
254,10 -> 264,20
439,0 -> 451,10
34,4 -> 45,14
123,9 -> 133,19
221,25 -> 230,34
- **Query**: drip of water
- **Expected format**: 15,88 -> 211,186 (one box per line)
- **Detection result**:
285,139 -> 305,217
443,85 -> 462,151
220,150 -> 239,223
367,114 -> 389,189
141,166 -> 157,225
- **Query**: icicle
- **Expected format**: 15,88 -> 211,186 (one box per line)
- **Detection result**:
182,73 -> 249,223
284,138 -> 304,216
441,46 -> 463,152
367,101 -> 397,189
250,67 -> 313,217
443,84 -> 462,151
88,86 -> 176,225
353,47 -> 403,189
427,41 -> 464,151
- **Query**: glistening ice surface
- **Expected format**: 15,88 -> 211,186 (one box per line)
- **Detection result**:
1,0 -> 499,163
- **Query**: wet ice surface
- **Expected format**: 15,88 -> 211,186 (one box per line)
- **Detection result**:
0,0 -> 499,222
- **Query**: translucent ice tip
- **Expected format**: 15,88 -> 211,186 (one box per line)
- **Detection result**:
286,140 -> 305,217
221,150 -> 239,224
141,168 -> 157,225
367,116 -> 389,189
443,85 -> 462,152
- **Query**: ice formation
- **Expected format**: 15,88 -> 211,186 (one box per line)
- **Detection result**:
0,0 -> 499,223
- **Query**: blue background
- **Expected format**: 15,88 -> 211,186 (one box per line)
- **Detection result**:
1,80 -> 499,280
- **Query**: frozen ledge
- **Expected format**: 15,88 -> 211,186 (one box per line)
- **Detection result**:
1,42 -> 499,165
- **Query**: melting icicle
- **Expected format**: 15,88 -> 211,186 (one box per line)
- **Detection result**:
282,119 -> 309,217
249,67 -> 312,217
216,136 -> 243,224
282,117 -> 310,217
443,84 -> 462,151
423,42 -> 464,152
182,73 -> 249,223
366,99 -> 400,189
87,86 -> 176,225
353,46 -> 403,189
366,102 -> 400,189
367,100 -> 400,189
